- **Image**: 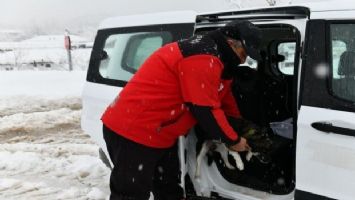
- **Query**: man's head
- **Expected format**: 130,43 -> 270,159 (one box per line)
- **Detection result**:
219,20 -> 262,61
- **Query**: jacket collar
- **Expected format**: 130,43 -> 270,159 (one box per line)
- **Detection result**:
208,31 -> 241,79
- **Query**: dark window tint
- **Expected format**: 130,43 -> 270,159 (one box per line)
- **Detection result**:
330,24 -> 355,103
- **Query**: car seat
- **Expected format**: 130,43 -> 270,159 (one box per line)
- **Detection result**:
336,51 -> 355,100
232,65 -> 292,126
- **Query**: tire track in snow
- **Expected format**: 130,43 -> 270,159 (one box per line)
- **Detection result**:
0,96 -> 81,118
0,104 -> 81,141
0,97 -> 110,200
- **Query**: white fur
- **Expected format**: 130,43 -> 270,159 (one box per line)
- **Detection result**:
195,141 -> 254,179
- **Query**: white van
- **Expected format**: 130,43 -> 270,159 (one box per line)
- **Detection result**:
81,1 -> 355,199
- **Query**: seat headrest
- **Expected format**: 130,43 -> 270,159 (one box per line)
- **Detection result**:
338,51 -> 355,76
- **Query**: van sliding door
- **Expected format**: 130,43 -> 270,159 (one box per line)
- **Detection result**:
296,19 -> 355,200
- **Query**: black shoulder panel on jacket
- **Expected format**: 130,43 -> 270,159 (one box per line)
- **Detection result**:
177,34 -> 220,58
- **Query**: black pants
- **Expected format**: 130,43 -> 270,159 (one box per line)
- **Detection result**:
103,125 -> 183,200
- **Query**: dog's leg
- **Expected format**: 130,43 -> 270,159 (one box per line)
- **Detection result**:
215,144 -> 235,169
246,150 -> 253,161
228,150 -> 244,171
195,141 -> 212,179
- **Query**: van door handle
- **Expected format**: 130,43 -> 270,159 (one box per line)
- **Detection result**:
311,122 -> 355,137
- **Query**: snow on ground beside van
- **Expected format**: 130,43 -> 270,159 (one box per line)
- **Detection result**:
0,71 -> 111,200
0,34 -> 92,71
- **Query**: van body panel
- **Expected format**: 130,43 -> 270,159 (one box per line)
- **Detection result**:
81,81 -> 122,161
198,0 -> 355,18
297,106 -> 355,200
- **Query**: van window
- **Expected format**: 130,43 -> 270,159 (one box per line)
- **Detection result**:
87,23 -> 195,87
99,32 -> 172,81
122,34 -> 166,73
331,40 -> 347,78
330,23 -> 355,102
245,57 -> 258,69
278,42 -> 296,75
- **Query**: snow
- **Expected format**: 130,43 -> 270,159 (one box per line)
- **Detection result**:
0,35 -> 91,49
0,34 -> 92,71
0,70 -> 111,199
0,71 -> 86,97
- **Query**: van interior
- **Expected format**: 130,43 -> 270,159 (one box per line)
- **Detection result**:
187,23 -> 300,197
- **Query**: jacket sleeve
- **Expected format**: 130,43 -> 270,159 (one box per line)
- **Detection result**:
187,103 -> 241,146
177,55 -> 240,145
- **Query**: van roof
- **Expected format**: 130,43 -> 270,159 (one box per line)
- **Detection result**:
297,0 -> 355,12
199,0 -> 355,15
196,0 -> 355,23
98,0 -> 354,30
98,10 -> 197,30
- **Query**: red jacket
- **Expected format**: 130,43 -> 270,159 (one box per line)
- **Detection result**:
101,41 -> 241,148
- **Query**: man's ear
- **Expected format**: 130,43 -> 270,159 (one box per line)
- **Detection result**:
226,39 -> 234,46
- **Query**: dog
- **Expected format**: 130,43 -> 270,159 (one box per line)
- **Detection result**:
194,119 -> 272,179
195,140 -> 258,179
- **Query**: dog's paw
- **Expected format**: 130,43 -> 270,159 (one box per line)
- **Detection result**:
246,150 -> 253,161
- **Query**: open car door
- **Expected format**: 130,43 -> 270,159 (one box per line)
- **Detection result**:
184,7 -> 310,200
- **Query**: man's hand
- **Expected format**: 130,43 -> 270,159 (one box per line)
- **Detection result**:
229,137 -> 250,152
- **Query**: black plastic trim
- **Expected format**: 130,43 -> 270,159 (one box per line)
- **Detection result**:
312,121 -> 355,137
295,189 -> 335,200
197,6 -> 310,24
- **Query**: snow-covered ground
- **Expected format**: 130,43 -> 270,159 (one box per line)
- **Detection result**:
0,35 -> 92,71
0,71 -> 111,200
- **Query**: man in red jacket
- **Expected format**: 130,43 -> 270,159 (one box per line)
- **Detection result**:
101,20 -> 262,200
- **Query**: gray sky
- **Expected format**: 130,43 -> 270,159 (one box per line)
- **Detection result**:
0,0 -> 323,38
0,0 -> 244,34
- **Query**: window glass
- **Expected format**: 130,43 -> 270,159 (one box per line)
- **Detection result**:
331,40 -> 347,79
278,42 -> 296,75
98,31 -> 172,81
330,23 -> 355,102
